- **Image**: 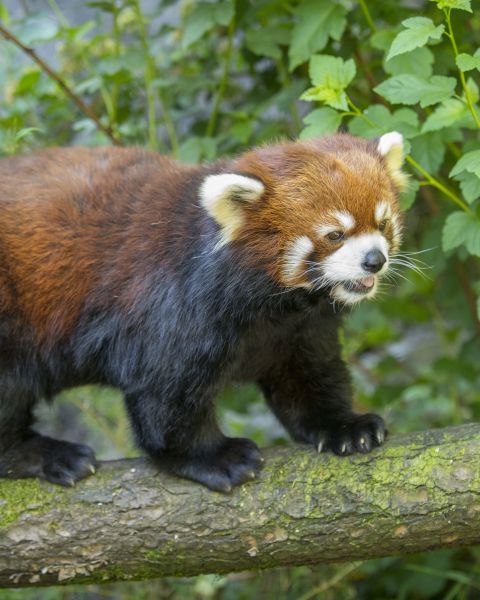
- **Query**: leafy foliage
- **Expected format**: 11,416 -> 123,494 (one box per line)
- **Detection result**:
1,0 -> 480,598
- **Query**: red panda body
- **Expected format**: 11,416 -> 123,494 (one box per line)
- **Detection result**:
0,133 -> 405,491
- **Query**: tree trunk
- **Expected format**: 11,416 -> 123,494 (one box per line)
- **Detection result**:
1,424 -> 480,588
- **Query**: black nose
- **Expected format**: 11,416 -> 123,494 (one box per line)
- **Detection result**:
362,249 -> 386,273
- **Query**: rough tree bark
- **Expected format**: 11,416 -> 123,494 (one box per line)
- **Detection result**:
1,424 -> 480,588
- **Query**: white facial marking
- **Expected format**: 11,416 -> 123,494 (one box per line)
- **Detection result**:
377,131 -> 403,157
320,232 -> 389,304
283,236 -> 314,284
315,211 -> 355,238
334,211 -> 355,231
200,173 -> 264,209
375,201 -> 390,222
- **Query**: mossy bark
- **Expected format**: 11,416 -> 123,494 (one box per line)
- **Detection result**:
2,424 -> 480,588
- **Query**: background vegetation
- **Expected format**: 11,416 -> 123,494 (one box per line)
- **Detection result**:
0,0 -> 479,598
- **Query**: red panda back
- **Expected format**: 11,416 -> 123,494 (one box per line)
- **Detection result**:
0,147 -> 193,343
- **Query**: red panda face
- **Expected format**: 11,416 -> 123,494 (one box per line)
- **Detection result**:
200,132 -> 406,305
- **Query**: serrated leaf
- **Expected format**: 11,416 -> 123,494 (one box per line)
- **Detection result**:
431,0 -> 472,12
374,74 -> 456,107
301,55 -> 355,111
289,1 -> 347,70
455,171 -> 480,204
387,17 -> 444,61
422,98 -> 468,132
400,180 -> 420,210
443,211 -> 480,256
300,108 -> 342,139
450,150 -> 480,178
385,47 -> 434,78
456,50 -> 480,72
410,131 -> 446,172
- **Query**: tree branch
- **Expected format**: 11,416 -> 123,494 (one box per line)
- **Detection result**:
2,424 -> 480,588
0,24 -> 121,145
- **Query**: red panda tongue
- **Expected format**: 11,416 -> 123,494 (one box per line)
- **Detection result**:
359,276 -> 375,288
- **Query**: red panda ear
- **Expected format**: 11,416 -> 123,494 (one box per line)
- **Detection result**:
200,174 -> 265,246
377,131 -> 408,192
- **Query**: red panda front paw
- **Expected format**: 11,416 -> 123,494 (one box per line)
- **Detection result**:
316,413 -> 387,456
163,437 -> 264,493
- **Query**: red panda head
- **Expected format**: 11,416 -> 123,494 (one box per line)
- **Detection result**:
200,132 -> 406,305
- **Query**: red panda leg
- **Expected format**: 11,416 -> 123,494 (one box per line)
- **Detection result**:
259,351 -> 386,456
0,386 -> 97,486
124,392 -> 263,493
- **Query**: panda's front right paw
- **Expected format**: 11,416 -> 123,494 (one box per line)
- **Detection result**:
160,437 -> 264,493
313,413 -> 387,456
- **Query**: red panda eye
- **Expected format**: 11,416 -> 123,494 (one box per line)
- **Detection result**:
378,219 -> 388,232
326,230 -> 344,242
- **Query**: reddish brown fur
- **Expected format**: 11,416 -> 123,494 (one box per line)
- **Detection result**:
0,147 -> 196,344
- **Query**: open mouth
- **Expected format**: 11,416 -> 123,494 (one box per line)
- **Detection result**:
342,276 -> 376,294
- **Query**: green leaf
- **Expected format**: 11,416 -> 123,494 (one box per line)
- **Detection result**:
348,104 -> 419,140
0,2 -> 10,24
301,55 -> 355,110
400,180 -> 420,210
370,30 -> 395,51
430,0 -> 472,12
14,127 -> 42,142
450,150 -> 480,178
477,297 -> 480,320
178,137 -> 217,163
386,17 -> 444,61
245,24 -> 290,61
300,108 -> 342,139
213,1 -> 234,26
289,1 -> 347,70
455,171 -> 480,204
456,50 -> 480,72
421,98 -> 468,132
182,3 -> 216,49
374,74 -> 456,107
443,211 -> 480,256
385,47 -> 434,78
410,131 -> 446,172
14,13 -> 59,45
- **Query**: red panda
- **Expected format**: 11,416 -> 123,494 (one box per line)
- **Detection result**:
0,132 -> 406,492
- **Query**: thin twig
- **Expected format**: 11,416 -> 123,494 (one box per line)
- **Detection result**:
0,23 -> 121,145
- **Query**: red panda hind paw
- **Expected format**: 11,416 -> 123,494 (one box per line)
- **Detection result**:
161,437 -> 264,494
315,413 -> 387,457
0,434 -> 97,487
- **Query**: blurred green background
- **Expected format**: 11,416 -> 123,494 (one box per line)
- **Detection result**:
1,0 -> 480,598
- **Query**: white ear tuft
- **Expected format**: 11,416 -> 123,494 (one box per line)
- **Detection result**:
378,131 -> 404,157
377,131 -> 408,191
200,174 -> 265,246
200,174 -> 264,210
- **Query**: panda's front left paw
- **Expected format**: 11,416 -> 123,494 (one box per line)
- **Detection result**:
316,413 -> 386,456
